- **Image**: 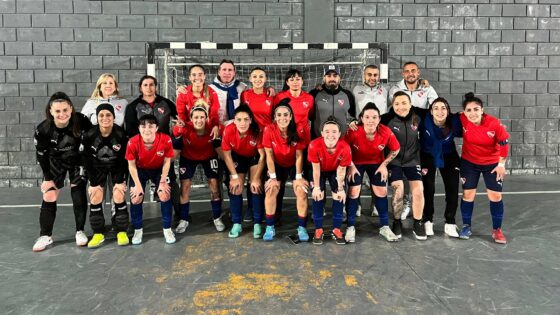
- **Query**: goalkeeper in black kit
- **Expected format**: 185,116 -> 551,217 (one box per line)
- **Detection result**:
82,103 -> 130,248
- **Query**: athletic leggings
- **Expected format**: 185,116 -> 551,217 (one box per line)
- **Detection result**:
420,151 -> 460,224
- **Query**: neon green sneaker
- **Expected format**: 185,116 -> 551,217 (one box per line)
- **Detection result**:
117,232 -> 129,246
87,233 -> 104,248
228,223 -> 242,238
253,223 -> 262,239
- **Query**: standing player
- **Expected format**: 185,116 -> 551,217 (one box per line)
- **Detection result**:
262,101 -> 309,241
172,102 -> 225,234
309,117 -> 352,245
82,104 -> 129,248
240,67 -> 273,130
345,103 -> 400,242
82,73 -> 128,126
458,93 -> 510,244
33,92 -> 93,252
221,105 -> 266,238
126,114 -> 176,245
381,91 -> 427,241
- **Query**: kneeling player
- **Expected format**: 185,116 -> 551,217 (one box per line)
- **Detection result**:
82,104 -> 130,248
126,114 -> 175,244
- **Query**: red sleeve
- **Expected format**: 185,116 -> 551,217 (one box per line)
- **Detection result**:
339,142 -> 352,167
256,132 -> 264,149
307,142 -> 320,163
262,126 -> 272,148
295,140 -> 306,150
344,129 -> 355,146
125,138 -> 137,161
209,89 -> 221,127
273,93 -> 285,106
163,135 -> 174,158
221,126 -> 233,151
176,93 -> 188,123
240,90 -> 248,104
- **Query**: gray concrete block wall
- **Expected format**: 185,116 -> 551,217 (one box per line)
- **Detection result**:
0,0 -> 559,187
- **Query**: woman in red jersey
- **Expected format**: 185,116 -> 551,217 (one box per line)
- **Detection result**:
176,65 -> 220,138
172,100 -> 225,234
261,100 -> 309,242
126,114 -> 175,245
345,103 -> 401,243
308,116 -> 352,245
222,104 -> 266,238
273,69 -> 314,145
458,92 -> 510,244
240,67 -> 273,130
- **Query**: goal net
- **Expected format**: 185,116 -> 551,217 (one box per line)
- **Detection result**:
146,42 -> 388,186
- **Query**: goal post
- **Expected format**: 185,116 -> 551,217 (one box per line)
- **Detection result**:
146,42 -> 389,101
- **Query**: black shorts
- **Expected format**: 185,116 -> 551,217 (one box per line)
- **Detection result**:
48,159 -> 86,189
178,156 -> 219,180
89,166 -> 126,187
316,170 -> 343,193
347,164 -> 386,187
388,165 -> 422,183
268,163 -> 297,183
460,159 -> 503,192
227,151 -> 260,175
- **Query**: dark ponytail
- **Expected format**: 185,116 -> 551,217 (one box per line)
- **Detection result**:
462,92 -> 483,109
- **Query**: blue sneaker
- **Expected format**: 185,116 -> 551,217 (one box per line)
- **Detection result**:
263,225 -> 275,241
297,226 -> 309,242
459,225 -> 472,239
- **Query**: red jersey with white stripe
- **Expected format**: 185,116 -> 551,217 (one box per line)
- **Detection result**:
308,138 -> 352,172
176,85 -> 220,127
221,123 -> 263,157
240,89 -> 273,130
344,125 -> 400,165
262,123 -> 306,168
174,122 -> 221,161
460,113 -> 509,165
273,90 -> 314,144
125,133 -> 174,170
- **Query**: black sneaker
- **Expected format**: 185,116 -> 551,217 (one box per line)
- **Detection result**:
313,228 -> 324,245
413,220 -> 427,241
392,220 -> 402,239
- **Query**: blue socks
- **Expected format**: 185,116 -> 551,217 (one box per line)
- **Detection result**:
461,199 -> 474,226
130,203 -> 143,229
312,199 -> 324,229
161,200 -> 173,229
211,200 -> 222,219
229,194 -> 243,224
375,196 -> 389,226
490,200 -> 504,229
346,197 -> 359,227
297,215 -> 308,228
252,193 -> 264,223
332,200 -> 344,229
179,202 -> 190,221
265,214 -> 275,226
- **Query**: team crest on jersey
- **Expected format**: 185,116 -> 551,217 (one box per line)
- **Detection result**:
249,140 -> 257,146
290,141 -> 298,147
338,99 -> 345,107
115,105 -> 122,111
421,168 -> 428,176
303,101 -> 309,108
158,107 -> 165,115
179,167 -> 186,175
156,150 -> 164,157
112,144 -> 121,151
377,88 -> 383,95
266,100 -> 271,106
378,144 -> 385,150
418,91 -> 424,98
487,131 -> 495,138
411,124 -> 418,131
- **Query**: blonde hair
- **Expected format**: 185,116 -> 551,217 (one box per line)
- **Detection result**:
91,73 -> 120,100
191,99 -> 210,118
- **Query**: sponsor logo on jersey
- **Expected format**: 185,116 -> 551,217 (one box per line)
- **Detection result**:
378,144 -> 385,150
271,141 -> 276,147
112,144 -> 121,151
353,144 -> 360,150
290,141 -> 297,147
141,108 -> 151,114
463,127 -> 468,133
338,99 -> 345,107
158,107 -> 165,115
460,177 -> 466,184
266,100 -> 271,106
156,150 -> 164,157
303,101 -> 309,108
180,167 -> 186,175
487,131 -> 495,138
421,168 -> 428,176
393,126 -> 400,132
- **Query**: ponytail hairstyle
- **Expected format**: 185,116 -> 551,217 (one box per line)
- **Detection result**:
45,91 -> 82,137
282,68 -> 303,91
358,102 -> 381,126
462,92 -> 483,109
234,103 -> 260,136
273,98 -> 300,144
429,97 -> 453,136
189,64 -> 210,103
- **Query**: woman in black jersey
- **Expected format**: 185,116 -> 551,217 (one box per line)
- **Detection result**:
33,92 -> 93,252
82,104 -> 130,248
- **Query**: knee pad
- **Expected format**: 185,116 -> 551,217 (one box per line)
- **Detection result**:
89,204 -> 105,232
114,203 -> 129,232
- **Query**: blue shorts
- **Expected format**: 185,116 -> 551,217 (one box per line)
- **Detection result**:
130,168 -> 169,192
460,159 -> 503,192
347,164 -> 386,187
388,165 -> 422,183
316,171 -> 343,193
227,151 -> 260,175
178,156 -> 219,180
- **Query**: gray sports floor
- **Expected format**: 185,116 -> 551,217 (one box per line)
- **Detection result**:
1,175 -> 559,314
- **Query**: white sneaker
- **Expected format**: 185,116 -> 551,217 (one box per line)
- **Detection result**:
345,226 -> 356,243
425,221 -> 434,236
75,231 -> 88,246
132,228 -> 143,245
356,205 -> 362,217
400,203 -> 411,220
33,235 -> 53,252
444,224 -> 459,238
213,218 -> 225,232
163,228 -> 176,244
379,225 -> 399,242
175,220 -> 189,234
371,206 -> 379,217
